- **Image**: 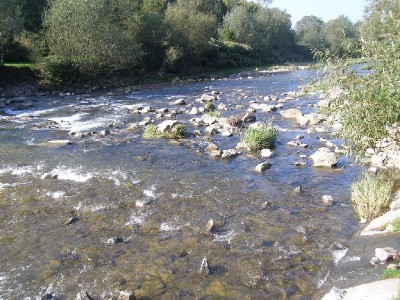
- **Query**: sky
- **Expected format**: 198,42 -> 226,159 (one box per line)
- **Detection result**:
268,0 -> 367,26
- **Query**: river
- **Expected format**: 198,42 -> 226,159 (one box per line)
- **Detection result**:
0,69 -> 361,299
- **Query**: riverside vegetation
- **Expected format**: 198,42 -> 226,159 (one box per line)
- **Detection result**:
314,0 -> 400,222
1,0 -> 361,86
313,0 -> 400,294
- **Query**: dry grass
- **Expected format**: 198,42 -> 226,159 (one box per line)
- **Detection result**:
351,172 -> 393,221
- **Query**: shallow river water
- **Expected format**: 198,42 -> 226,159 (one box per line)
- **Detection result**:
0,70 -> 361,299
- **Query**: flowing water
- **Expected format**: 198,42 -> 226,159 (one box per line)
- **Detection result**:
0,70 -> 361,299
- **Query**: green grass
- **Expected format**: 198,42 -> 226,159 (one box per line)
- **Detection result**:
392,218 -> 400,232
143,124 -> 186,139
383,269 -> 400,279
241,125 -> 278,150
351,172 -> 393,221
4,62 -> 36,68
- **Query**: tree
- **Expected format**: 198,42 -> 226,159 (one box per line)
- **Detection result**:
220,5 -> 296,62
44,0 -> 143,77
163,0 -> 218,70
323,15 -> 358,56
295,16 -> 327,51
0,0 -> 23,64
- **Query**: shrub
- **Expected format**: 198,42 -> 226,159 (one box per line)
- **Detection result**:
40,56 -> 78,83
143,124 -> 162,139
241,125 -> 278,150
351,172 -> 393,221
143,124 -> 186,139
314,0 -> 400,151
173,124 -> 187,137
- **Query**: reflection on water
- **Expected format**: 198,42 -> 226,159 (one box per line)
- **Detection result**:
0,71 -> 360,299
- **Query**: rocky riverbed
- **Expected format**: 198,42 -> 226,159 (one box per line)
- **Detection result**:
0,68 -> 365,299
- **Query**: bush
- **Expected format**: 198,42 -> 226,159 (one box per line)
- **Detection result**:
40,56 -> 78,83
143,124 -> 186,139
351,172 -> 393,221
315,0 -> 400,150
241,125 -> 278,150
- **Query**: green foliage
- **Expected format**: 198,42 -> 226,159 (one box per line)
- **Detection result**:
323,15 -> 359,57
0,0 -> 23,64
143,124 -> 187,139
39,56 -> 78,84
44,0 -> 143,79
174,124 -> 187,137
143,124 -> 163,139
220,5 -> 297,63
383,269 -> 400,279
207,40 -> 258,68
164,0 -> 218,71
295,16 -> 327,52
316,0 -> 400,150
351,172 -> 393,221
241,125 -> 278,150
392,218 -> 400,232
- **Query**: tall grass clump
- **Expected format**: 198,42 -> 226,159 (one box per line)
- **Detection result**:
351,172 -> 394,221
241,125 -> 278,150
314,0 -> 400,151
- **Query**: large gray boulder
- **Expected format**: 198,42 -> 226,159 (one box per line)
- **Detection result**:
310,147 -> 338,167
